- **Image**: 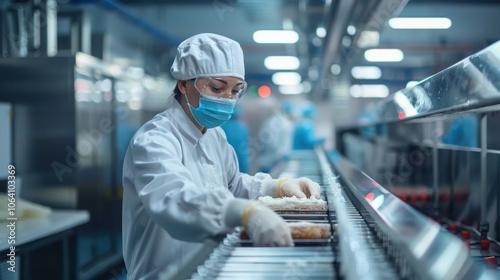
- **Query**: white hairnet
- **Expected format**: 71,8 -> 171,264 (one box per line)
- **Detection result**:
171,33 -> 245,80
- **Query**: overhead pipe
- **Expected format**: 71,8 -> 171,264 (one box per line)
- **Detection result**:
343,0 -> 409,72
320,0 -> 357,79
305,0 -> 335,98
310,0 -> 356,99
315,0 -> 410,98
71,0 -> 180,47
377,44 -> 476,53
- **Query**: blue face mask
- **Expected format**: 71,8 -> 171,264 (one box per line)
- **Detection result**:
187,93 -> 236,128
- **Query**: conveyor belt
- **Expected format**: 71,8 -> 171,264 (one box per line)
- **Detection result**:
186,150 -> 399,280
164,149 -> 496,280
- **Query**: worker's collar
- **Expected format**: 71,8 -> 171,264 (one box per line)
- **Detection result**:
168,99 -> 204,144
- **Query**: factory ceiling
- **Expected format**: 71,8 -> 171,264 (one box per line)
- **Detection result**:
56,0 -> 500,98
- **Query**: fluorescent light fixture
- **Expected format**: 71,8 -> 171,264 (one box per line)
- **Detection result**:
350,85 -> 389,98
364,49 -> 404,62
330,64 -> 341,75
279,84 -> 303,95
406,81 -> 419,88
279,81 -> 312,95
357,31 -> 379,48
316,27 -> 326,38
308,67 -> 319,81
342,36 -> 351,47
253,30 -> 299,44
264,56 -> 300,70
351,66 -> 382,79
347,25 -> 356,36
272,72 -> 302,86
389,17 -> 452,29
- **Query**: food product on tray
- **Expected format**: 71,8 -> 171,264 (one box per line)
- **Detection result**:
240,221 -> 331,240
289,222 -> 331,239
258,195 -> 327,211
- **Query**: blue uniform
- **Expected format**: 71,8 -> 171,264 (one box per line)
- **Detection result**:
292,119 -> 324,150
292,103 -> 324,150
221,118 -> 250,173
442,116 -> 478,147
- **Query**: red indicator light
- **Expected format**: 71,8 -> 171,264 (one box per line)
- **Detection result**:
258,85 -> 271,98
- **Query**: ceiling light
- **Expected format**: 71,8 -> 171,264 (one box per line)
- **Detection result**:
264,56 -> 300,70
308,67 -> 319,81
350,85 -> 389,98
316,27 -> 326,38
389,17 -> 452,29
357,31 -> 379,48
364,49 -> 404,62
253,30 -> 299,44
272,72 -> 302,86
347,25 -> 356,36
330,64 -> 341,75
342,36 -> 351,47
279,84 -> 303,95
351,66 -> 382,79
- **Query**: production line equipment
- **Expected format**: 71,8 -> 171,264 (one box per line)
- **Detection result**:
162,149 -> 496,280
163,41 -> 500,280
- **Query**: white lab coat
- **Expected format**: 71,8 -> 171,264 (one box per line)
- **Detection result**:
122,99 -> 275,279
257,113 -> 294,171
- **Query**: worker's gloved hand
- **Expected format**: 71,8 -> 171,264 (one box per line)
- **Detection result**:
224,199 -> 293,247
277,177 -> 321,199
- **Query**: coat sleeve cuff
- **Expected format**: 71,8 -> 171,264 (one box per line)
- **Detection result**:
258,178 -> 279,197
223,198 -> 252,227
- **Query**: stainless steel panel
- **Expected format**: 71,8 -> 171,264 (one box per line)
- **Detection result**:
0,53 -> 145,278
329,151 -> 496,280
379,41 -> 500,122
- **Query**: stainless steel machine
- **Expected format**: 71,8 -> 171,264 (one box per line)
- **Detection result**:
0,52 -> 146,279
162,41 -> 500,279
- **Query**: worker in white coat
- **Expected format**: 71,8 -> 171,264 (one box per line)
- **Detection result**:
122,33 -> 321,279
257,101 -> 297,173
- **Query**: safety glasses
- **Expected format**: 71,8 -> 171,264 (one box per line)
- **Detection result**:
194,77 -> 247,100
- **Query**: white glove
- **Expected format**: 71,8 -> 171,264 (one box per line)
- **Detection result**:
277,177 -> 321,199
224,198 -> 293,247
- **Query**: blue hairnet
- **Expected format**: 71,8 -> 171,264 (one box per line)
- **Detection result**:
302,102 -> 316,118
281,101 -> 295,115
